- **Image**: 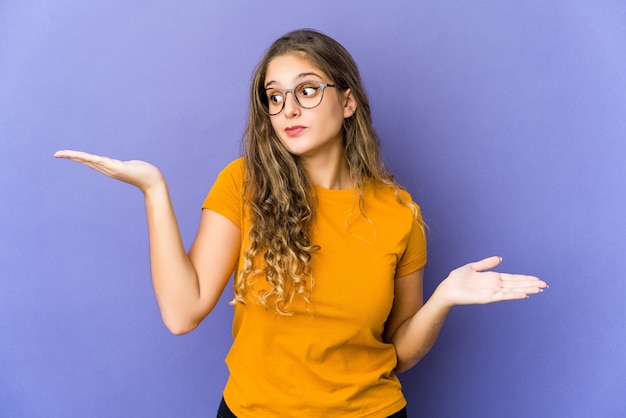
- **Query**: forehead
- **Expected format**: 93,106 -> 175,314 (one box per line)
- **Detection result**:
264,53 -> 329,86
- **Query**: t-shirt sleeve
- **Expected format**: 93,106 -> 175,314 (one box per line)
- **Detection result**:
201,159 -> 245,228
395,205 -> 427,278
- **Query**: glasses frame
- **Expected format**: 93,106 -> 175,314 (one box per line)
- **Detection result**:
263,81 -> 340,116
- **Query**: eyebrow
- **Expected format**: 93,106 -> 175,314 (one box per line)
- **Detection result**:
265,72 -> 323,88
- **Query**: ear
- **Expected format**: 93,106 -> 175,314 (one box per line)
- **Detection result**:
342,89 -> 357,118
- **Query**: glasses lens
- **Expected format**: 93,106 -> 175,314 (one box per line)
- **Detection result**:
263,82 -> 326,115
295,82 -> 323,109
265,89 -> 284,115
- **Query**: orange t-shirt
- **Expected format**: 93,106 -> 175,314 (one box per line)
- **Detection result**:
203,159 -> 427,417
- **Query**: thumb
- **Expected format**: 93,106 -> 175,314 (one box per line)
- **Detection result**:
468,256 -> 502,272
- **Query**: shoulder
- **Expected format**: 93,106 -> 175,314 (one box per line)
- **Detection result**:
207,158 -> 247,197
202,158 -> 247,217
220,158 -> 246,175
214,158 -> 247,185
365,181 -> 420,211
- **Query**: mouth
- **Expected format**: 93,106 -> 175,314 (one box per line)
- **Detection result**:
285,126 -> 306,137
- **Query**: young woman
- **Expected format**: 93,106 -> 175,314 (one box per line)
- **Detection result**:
55,29 -> 547,418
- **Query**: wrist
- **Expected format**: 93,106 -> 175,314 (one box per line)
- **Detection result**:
430,280 -> 457,311
142,174 -> 167,198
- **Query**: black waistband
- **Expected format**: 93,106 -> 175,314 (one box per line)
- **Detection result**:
217,398 -> 408,418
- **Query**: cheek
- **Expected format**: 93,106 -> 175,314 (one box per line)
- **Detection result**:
320,107 -> 346,135
269,117 -> 282,135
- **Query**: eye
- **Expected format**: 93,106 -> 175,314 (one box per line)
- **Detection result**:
297,82 -> 320,98
266,91 -> 284,105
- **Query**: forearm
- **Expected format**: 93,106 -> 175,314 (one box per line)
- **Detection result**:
391,287 -> 453,372
143,179 -> 203,334
53,150 -> 223,333
390,256 -> 547,372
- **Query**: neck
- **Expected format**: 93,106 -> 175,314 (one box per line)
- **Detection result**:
301,151 -> 353,190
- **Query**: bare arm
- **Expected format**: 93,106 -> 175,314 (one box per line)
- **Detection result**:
384,268 -> 447,373
144,182 -> 239,334
54,150 -> 239,335
385,256 -> 548,372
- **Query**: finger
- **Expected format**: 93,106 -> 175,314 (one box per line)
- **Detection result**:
54,150 -> 96,160
491,291 -> 532,302
54,150 -> 112,168
54,150 -> 117,167
489,282 -> 547,302
81,158 -> 127,178
468,256 -> 502,272
517,286 -> 545,294
499,274 -> 548,289
502,282 -> 545,292
54,150 -> 126,179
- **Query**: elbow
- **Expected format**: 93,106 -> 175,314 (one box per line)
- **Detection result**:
394,349 -> 428,373
395,360 -> 418,374
395,365 -> 409,374
166,323 -> 195,336
161,313 -> 200,336
394,360 -> 412,374
157,299 -> 214,336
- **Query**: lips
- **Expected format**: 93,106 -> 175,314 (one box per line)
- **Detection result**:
285,126 -> 306,137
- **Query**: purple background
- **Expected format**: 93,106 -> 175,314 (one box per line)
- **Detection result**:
2,1 -> 625,417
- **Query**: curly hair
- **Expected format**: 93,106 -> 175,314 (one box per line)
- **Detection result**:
233,29 -> 420,314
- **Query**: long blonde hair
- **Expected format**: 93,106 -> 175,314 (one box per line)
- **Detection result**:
234,29 -> 418,313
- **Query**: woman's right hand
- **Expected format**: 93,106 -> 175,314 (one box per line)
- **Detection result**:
434,256 -> 547,308
54,150 -> 163,193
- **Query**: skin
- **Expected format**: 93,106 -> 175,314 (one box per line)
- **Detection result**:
53,54 -> 548,372
265,53 -> 356,189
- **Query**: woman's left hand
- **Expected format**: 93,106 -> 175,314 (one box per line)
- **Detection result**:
435,256 -> 548,307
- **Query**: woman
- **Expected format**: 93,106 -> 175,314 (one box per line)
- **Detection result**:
55,29 -> 547,417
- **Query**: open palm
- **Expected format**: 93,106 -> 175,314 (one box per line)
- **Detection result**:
54,150 -> 162,192
439,256 -> 547,306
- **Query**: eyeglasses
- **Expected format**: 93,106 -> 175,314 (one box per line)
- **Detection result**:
263,81 -> 339,116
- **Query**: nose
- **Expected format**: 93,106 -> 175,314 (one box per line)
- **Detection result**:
282,90 -> 300,117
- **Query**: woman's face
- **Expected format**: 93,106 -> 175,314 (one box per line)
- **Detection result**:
264,53 -> 355,163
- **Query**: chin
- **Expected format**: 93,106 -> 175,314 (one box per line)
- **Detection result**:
279,140 -> 311,157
